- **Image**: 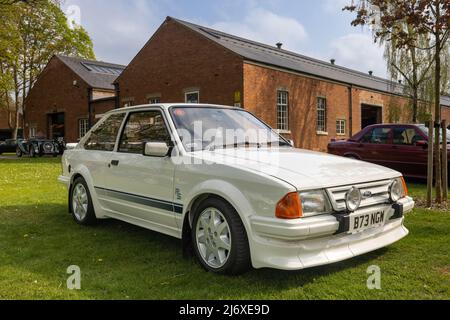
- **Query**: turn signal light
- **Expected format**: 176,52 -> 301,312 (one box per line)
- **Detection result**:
276,192 -> 303,219
401,177 -> 408,197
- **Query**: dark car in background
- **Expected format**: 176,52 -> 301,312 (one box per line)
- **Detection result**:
328,124 -> 450,179
16,138 -> 60,158
0,139 -> 19,155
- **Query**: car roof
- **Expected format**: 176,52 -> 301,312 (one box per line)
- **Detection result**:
105,103 -> 242,115
364,123 -> 423,129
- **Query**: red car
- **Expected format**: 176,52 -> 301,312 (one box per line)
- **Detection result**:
328,124 -> 450,179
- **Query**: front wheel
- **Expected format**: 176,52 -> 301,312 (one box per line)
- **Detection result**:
70,177 -> 97,225
16,148 -> 22,158
29,147 -> 36,158
192,197 -> 251,275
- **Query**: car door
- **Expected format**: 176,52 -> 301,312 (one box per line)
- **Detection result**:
100,109 -> 178,236
356,126 -> 393,168
389,126 -> 428,177
80,112 -> 126,198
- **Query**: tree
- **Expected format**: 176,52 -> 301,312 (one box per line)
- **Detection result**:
344,0 -> 450,204
0,0 -> 95,138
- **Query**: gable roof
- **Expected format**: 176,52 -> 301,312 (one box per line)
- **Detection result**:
56,55 -> 125,90
170,17 -> 450,106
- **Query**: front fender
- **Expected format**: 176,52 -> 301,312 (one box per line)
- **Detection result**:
182,179 -> 255,237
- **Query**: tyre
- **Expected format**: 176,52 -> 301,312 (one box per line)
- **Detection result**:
29,147 -> 36,158
192,197 -> 251,275
16,148 -> 22,158
70,177 -> 97,225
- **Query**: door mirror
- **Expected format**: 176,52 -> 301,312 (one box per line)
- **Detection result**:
415,140 -> 428,148
143,142 -> 170,157
65,143 -> 78,150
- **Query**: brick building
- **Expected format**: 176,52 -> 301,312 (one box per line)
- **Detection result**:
115,17 -> 450,151
0,108 -> 14,140
24,55 -> 125,142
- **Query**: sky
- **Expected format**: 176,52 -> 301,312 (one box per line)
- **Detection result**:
62,0 -> 388,78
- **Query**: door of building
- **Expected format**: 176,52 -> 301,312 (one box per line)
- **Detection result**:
47,113 -> 65,139
361,104 -> 382,129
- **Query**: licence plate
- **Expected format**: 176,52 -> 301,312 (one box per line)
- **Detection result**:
349,210 -> 386,233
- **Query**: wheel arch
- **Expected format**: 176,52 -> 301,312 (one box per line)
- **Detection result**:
180,180 -> 255,257
67,166 -> 104,218
343,152 -> 362,160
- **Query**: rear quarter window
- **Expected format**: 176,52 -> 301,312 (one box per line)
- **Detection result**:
84,113 -> 125,151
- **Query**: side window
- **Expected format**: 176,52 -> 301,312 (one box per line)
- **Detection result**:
84,113 -> 125,151
393,127 -> 422,145
118,111 -> 171,154
361,127 -> 391,144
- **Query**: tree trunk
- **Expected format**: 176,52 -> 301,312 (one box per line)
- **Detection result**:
411,47 -> 419,123
434,2 -> 442,204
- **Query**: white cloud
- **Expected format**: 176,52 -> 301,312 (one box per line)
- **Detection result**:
210,8 -> 308,52
329,33 -> 387,77
63,0 -> 163,64
323,0 -> 352,14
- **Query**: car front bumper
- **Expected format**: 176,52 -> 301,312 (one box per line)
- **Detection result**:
249,196 -> 414,270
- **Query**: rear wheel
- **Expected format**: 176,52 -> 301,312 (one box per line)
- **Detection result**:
16,148 -> 22,158
29,147 -> 36,158
70,177 -> 97,225
192,197 -> 251,275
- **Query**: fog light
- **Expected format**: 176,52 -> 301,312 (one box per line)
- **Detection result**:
346,187 -> 361,212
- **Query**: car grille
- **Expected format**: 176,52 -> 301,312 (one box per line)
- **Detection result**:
327,179 -> 393,211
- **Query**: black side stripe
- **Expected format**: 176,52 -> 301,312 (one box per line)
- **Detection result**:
95,187 -> 183,214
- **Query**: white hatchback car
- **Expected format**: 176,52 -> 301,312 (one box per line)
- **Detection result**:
59,104 -> 414,274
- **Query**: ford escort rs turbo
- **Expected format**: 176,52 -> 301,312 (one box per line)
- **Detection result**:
58,104 -> 414,274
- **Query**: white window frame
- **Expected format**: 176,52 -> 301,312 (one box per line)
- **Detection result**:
79,118 -> 89,139
277,91 -> 289,131
29,127 -> 36,138
148,97 -> 161,104
317,97 -> 327,134
336,119 -> 346,136
185,91 -> 200,104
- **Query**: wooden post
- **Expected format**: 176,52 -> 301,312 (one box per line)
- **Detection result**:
427,120 -> 434,208
442,120 -> 448,202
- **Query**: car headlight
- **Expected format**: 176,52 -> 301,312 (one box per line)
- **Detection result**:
298,190 -> 332,217
390,177 -> 408,202
346,187 -> 361,212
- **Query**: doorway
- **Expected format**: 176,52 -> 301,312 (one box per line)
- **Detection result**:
47,113 -> 65,139
361,104 -> 382,129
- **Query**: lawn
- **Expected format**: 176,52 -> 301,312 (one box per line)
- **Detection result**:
0,157 -> 449,300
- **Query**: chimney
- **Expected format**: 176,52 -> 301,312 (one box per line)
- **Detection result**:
369,71 -> 373,76
330,59 -> 335,65
276,42 -> 283,49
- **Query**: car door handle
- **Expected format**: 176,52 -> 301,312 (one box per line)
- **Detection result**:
110,160 -> 120,167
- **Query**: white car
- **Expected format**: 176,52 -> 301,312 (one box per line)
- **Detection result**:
58,104 -> 414,274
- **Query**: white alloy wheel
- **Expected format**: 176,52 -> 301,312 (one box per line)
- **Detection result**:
72,183 -> 89,221
195,207 -> 232,269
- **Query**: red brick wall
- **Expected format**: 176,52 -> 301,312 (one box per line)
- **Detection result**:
91,98 -> 116,123
24,57 -> 90,143
243,63 -> 414,152
116,18 -> 244,107
0,108 -> 12,130
442,106 -> 450,125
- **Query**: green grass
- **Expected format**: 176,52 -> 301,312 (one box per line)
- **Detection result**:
0,157 -> 449,300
